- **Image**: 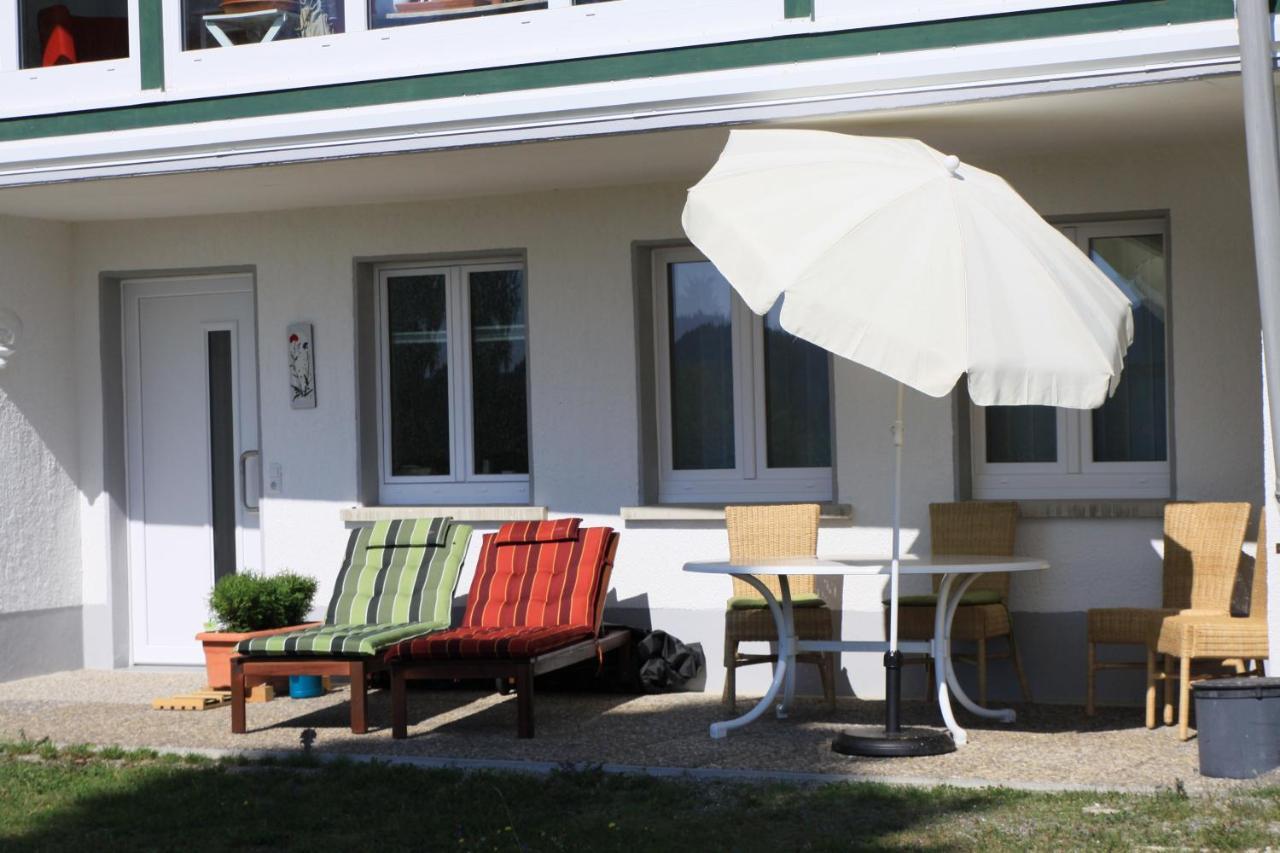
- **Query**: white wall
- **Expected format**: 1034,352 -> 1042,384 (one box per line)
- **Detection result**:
63,131 -> 1264,701
0,214 -> 83,680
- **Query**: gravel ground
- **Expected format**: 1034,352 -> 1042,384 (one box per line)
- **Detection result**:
0,670 -> 1274,794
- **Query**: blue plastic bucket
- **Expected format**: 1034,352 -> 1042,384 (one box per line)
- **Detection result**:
288,675 -> 324,699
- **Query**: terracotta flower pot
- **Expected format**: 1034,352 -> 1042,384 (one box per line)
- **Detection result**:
196,622 -> 322,689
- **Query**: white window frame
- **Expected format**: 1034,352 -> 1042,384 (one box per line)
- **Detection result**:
375,259 -> 530,505
0,0 -> 142,119
971,217 -> 1171,499
652,246 -> 833,504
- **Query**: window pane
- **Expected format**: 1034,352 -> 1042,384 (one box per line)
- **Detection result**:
1089,234 -> 1167,462
207,331 -> 237,583
763,302 -> 830,468
668,261 -> 735,471
370,0 -> 617,30
20,0 -> 129,68
985,406 -> 1058,463
387,274 -> 450,477
469,269 -> 529,475
184,0 -> 345,51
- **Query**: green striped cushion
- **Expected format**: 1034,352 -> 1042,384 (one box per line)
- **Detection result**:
237,621 -> 443,657
324,518 -> 471,626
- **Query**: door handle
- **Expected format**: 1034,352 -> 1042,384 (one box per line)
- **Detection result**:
240,450 -> 260,512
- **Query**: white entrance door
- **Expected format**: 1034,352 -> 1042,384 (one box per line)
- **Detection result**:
124,274 -> 262,665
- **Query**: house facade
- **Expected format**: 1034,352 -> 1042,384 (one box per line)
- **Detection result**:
0,0 -> 1274,704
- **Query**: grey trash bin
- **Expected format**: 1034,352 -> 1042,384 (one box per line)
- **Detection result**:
1193,676 -> 1280,779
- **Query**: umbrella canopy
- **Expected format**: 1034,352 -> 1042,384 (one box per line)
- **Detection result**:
682,130 -> 1134,410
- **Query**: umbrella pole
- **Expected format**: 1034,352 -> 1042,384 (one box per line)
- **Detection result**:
885,382 -> 904,735
831,382 -> 953,757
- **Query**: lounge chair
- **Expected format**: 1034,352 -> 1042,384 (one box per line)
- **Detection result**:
386,518 -> 629,739
230,517 -> 472,734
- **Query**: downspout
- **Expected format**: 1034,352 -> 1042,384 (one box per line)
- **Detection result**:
1237,0 -> 1280,670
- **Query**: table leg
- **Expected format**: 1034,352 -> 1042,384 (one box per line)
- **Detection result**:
779,576 -> 797,718
203,22 -> 235,48
940,572 -> 1016,724
709,574 -> 793,739
932,573 -> 967,745
262,13 -> 287,43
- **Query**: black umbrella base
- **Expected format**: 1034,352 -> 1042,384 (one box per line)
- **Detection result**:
831,726 -> 956,758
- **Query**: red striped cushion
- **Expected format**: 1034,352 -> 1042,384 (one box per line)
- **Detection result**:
386,625 -> 595,661
493,518 -> 581,545
462,524 -> 616,630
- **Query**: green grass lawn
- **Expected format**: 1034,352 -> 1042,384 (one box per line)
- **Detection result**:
1,740 -> 1277,851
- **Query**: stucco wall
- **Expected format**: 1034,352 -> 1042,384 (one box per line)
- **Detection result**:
65,132 -> 1264,701
0,215 -> 83,680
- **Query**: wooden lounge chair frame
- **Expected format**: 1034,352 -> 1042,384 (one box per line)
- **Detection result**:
232,656 -> 387,734
390,628 -> 632,739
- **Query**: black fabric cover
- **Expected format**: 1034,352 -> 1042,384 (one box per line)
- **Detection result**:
636,630 -> 705,690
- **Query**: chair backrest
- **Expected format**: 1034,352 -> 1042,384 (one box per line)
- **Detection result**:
462,518 -> 620,633
725,504 -> 820,601
929,502 -> 1018,597
1249,513 -> 1269,620
325,518 -> 472,626
1161,502 -> 1251,612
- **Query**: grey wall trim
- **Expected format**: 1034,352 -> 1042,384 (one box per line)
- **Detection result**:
0,606 -> 84,682
96,275 -> 129,669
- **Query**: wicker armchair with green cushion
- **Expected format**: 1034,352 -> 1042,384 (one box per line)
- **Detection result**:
891,501 -> 1029,707
722,504 -> 837,710
230,517 -> 472,735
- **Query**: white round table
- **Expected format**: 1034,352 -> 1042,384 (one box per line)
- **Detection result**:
683,554 -> 1048,745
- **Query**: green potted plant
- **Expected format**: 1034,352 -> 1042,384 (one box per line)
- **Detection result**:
196,572 -> 321,689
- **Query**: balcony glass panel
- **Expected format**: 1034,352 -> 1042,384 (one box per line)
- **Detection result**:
370,0 -> 617,30
19,0 -> 129,69
183,1 -> 345,51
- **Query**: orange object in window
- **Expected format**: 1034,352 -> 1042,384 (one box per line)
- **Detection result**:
39,5 -> 77,66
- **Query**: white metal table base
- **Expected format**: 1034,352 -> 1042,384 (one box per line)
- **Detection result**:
709,570 -> 1018,744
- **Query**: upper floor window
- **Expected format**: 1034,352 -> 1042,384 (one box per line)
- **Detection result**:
652,248 -> 833,504
369,0 -> 616,30
19,0 -> 128,68
182,0 -> 344,50
376,260 -> 530,504
971,218 -> 1170,499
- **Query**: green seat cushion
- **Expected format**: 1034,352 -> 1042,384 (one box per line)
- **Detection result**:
892,590 -> 1003,607
728,592 -> 826,610
236,620 -> 446,657
325,518 -> 471,626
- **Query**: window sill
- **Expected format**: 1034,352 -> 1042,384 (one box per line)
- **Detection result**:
1015,499 -> 1168,520
620,503 -> 854,523
341,505 -> 548,524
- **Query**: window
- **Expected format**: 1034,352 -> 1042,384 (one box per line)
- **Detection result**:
369,0 -> 617,30
652,248 -> 833,503
376,261 -> 530,504
183,0 -> 343,50
19,0 -> 128,68
971,218 -> 1171,499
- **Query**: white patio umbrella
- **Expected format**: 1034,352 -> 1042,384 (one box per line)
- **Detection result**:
682,129 -> 1134,751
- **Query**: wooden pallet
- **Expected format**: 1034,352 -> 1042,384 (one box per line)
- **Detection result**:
152,689 -> 232,711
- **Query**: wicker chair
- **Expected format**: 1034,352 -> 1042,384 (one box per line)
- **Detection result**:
894,501 -> 1029,707
1085,501 -> 1250,717
722,504 -> 837,709
1147,512 -> 1268,740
